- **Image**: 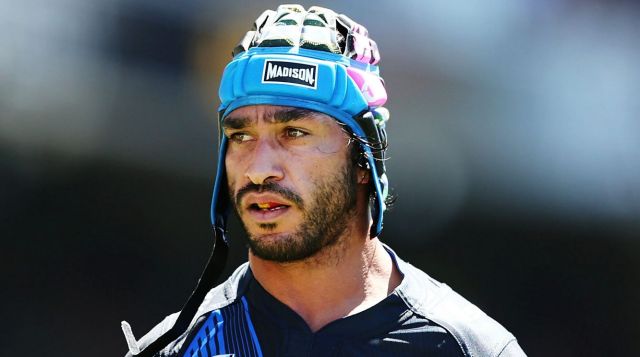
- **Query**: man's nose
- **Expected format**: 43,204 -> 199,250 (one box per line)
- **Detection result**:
245,138 -> 285,185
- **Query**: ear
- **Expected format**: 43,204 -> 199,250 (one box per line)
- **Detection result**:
357,168 -> 370,184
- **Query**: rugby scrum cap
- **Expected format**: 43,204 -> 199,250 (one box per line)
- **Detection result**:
121,5 -> 390,356
213,4 -> 391,240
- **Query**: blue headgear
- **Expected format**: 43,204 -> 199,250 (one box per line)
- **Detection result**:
212,4 -> 391,238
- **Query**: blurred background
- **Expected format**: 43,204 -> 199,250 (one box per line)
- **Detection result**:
2,0 -> 639,355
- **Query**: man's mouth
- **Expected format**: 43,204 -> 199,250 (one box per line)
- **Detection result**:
249,202 -> 290,212
240,192 -> 298,222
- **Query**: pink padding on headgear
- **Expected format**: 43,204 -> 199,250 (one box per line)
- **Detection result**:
347,67 -> 387,107
351,32 -> 373,64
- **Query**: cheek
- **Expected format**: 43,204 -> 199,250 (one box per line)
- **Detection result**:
290,152 -> 349,187
288,135 -> 350,163
224,154 -> 242,190
310,141 -> 347,155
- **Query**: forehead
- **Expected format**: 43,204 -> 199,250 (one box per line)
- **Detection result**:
222,105 -> 338,129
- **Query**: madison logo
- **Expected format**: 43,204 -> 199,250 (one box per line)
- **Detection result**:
262,60 -> 317,88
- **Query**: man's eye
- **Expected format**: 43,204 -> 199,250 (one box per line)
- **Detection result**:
285,128 -> 307,138
228,133 -> 253,143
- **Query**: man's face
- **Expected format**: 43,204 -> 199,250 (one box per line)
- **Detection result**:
223,105 -> 359,262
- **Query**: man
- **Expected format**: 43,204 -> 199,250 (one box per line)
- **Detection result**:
122,5 -> 526,356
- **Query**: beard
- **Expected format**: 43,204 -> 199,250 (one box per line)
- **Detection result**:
232,162 -> 358,263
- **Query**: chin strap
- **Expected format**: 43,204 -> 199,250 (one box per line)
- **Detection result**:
121,228 -> 229,356
355,110 -> 388,239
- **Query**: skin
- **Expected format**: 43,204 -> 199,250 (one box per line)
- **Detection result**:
223,104 -> 402,332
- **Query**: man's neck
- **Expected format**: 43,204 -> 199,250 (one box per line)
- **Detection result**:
249,233 -> 402,332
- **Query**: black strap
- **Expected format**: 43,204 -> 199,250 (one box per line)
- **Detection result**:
136,228 -> 229,356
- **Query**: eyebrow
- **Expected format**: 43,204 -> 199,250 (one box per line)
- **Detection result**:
222,108 -> 317,129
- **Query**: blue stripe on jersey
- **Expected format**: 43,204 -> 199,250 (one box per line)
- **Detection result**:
182,300 -> 263,357
241,297 -> 263,357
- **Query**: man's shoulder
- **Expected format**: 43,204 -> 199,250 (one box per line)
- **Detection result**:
394,256 -> 526,357
195,261 -> 251,315
123,263 -> 251,357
